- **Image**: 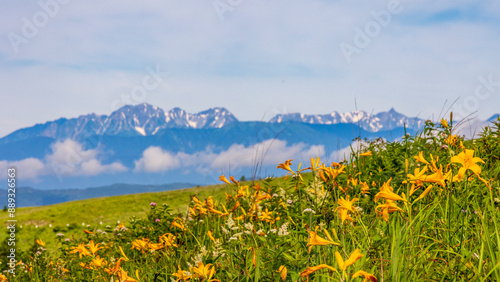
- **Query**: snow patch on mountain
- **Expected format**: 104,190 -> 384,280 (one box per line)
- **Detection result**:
269,108 -> 426,132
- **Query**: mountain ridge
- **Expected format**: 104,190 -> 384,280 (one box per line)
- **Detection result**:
1,104 -> 428,143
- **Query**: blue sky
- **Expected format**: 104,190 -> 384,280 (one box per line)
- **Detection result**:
1,0 -> 500,138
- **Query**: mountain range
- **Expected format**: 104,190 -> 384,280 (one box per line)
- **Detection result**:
0,104 -> 426,144
0,104 -> 496,191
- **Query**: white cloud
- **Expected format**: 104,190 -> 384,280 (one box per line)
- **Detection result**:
134,146 -> 182,173
46,139 -> 97,166
0,139 -> 129,179
45,139 -> 128,177
80,159 -> 127,176
0,158 -> 45,179
134,139 -> 326,173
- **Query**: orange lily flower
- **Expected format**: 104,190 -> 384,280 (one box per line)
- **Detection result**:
336,196 -> 359,224
91,256 -> 106,268
219,174 -> 231,185
307,226 -> 339,253
375,200 -> 403,222
190,261 -> 219,281
451,149 -> 485,179
87,240 -> 104,255
353,270 -> 378,281
278,265 -> 287,281
276,159 -> 295,174
70,243 -> 91,258
300,264 -> 337,277
359,151 -> 372,156
413,151 -> 429,164
335,249 -> 363,271
374,178 -> 406,202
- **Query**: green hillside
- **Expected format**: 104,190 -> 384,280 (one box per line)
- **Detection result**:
1,118 -> 499,281
0,183 -> 234,255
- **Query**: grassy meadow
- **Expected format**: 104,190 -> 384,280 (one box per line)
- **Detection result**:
1,117 -> 499,281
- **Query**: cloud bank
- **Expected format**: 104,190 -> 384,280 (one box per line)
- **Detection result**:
133,139 -> 326,174
0,139 -> 127,180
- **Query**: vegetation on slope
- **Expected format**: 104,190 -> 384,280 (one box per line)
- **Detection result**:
1,116 -> 499,281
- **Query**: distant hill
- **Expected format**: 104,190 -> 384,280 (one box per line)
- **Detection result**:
0,182 -> 197,207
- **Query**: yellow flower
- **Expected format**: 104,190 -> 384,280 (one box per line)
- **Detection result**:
79,262 -> 92,270
413,151 -> 429,164
414,185 -> 433,202
119,246 -> 130,261
338,184 -> 349,193
229,175 -> 239,184
219,174 -> 231,185
406,167 -> 428,186
277,159 -> 295,174
375,200 -> 403,222
359,151 -> 372,156
248,247 -> 257,266
117,269 -> 138,282
374,178 -> 406,202
171,218 -> 187,231
190,261 -> 218,281
207,231 -> 216,242
309,157 -> 321,172
422,166 -> 446,187
335,249 -> 363,271
36,239 -> 45,247
444,134 -> 457,145
352,270 -> 378,281
278,265 -> 287,281
87,240 -> 104,255
450,149 -> 485,179
172,265 -> 192,281
429,154 -> 440,172
440,118 -> 449,128
318,170 -> 328,183
236,186 -> 248,198
337,195 -> 358,213
83,229 -> 95,235
300,264 -> 337,277
336,196 -> 359,224
91,256 -> 106,268
131,238 -> 150,253
70,243 -> 91,258
361,181 -> 370,194
259,208 -> 272,222
320,163 -> 345,182
307,226 -> 339,253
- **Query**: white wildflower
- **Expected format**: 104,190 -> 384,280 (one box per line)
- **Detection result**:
303,208 -> 316,214
226,214 -> 235,229
278,222 -> 290,236
244,223 -> 254,231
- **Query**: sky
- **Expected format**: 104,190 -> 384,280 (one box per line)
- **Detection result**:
1,0 -> 500,138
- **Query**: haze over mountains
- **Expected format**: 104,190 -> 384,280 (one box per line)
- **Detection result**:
0,104 -> 496,191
